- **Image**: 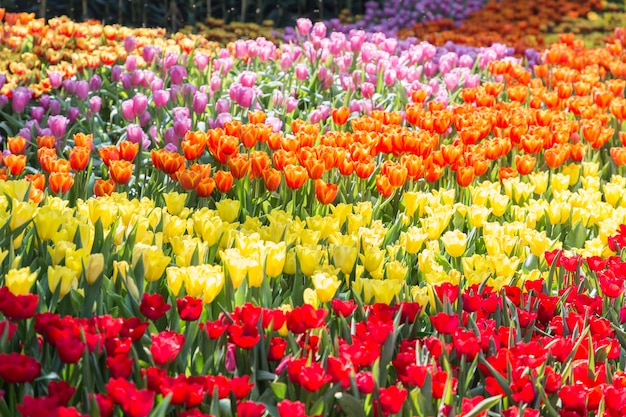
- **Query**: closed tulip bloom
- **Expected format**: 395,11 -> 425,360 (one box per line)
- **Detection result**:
109,160 -> 133,185
86,253 -> 105,285
215,198 -> 240,223
284,164 -> 308,189
296,244 -> 323,276
265,241 -> 286,278
48,265 -> 79,298
442,230 -> 468,257
315,179 -> 338,205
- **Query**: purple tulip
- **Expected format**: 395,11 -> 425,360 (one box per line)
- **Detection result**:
163,52 -> 179,71
236,87 -> 254,109
172,107 -> 190,119
239,71 -> 257,88
0,96 -> 7,109
139,111 -> 151,127
62,80 -> 76,95
48,71 -> 63,89
31,106 -> 45,123
124,36 -> 136,53
11,87 -> 32,113
210,76 -> 221,93
132,93 -> 148,117
0,74 -> 5,90
121,99 -> 135,121
170,65 -> 186,85
131,69 -> 145,86
165,127 -> 177,147
296,18 -> 312,37
194,53 -> 209,71
49,100 -> 61,116
153,90 -> 169,108
121,74 -> 132,90
68,107 -> 80,123
173,117 -> 191,138
48,115 -> 69,139
112,66 -> 124,82
89,74 -> 102,91
75,80 -> 89,101
216,98 -> 230,114
192,91 -> 208,114
142,46 -> 157,64
285,97 -> 298,113
89,96 -> 102,114
295,64 -> 308,81
215,112 -> 232,128
126,123 -> 145,144
151,77 -> 164,92
125,55 -> 137,72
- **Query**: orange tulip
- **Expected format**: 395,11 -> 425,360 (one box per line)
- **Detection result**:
284,164 -> 308,190
195,177 -> 216,197
94,179 -> 116,197
569,143 -> 586,162
99,145 -> 121,167
402,154 -> 424,180
315,179 -> 338,204
331,106 -> 350,125
424,163 -> 443,183
515,154 -> 536,176
338,159 -> 354,176
73,133 -> 93,148
25,173 -> 45,191
29,188 -> 44,204
250,151 -> 271,180
240,124 -> 259,149
49,172 -> 74,194
303,157 -> 325,180
262,168 -> 281,192
4,154 -> 26,176
411,89 -> 428,103
354,158 -> 375,179
375,174 -> 393,197
248,111 -> 266,124
109,160 -> 133,185
119,141 -> 139,162
69,146 -> 90,171
54,159 -> 71,173
155,150 -> 185,175
177,169 -> 202,190
228,153 -> 250,179
224,120 -> 242,137
498,167 -> 517,182
8,135 -> 27,154
386,163 -> 407,188
455,165 -> 475,187
37,135 -> 56,148
214,170 -> 234,193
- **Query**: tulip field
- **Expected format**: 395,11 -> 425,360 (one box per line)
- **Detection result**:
4,3 -> 626,417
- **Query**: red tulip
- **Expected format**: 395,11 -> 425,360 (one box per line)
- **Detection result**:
0,353 -> 41,383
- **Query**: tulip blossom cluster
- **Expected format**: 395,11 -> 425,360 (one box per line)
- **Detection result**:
4,3 -> 626,416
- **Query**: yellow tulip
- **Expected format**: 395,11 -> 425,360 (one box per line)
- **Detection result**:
329,203 -> 352,227
65,247 -> 90,275
371,279 -> 403,304
581,176 -> 600,192
200,266 -> 225,304
303,288 -> 319,307
47,265 -> 79,298
359,246 -> 385,273
489,193 -> 509,217
399,226 -> 428,254
86,253 -> 105,285
441,230 -> 467,257
295,244 -> 323,276
582,162 -> 598,177
163,191 -> 187,216
4,179 -> 30,202
311,271 -> 341,302
162,214 -> 187,244
246,253 -> 264,287
603,183 -> 623,207
215,198 -> 240,223
283,248 -> 297,275
299,229 -> 321,245
48,241 -> 76,265
561,164 -> 580,186
5,266 -> 37,295
550,173 -> 570,192
529,172 -> 548,195
332,244 -> 358,275
166,266 -> 187,296
220,248 -> 247,288
402,191 -> 421,218
265,241 -> 286,278
354,201 -> 373,226
34,206 -> 65,241
87,198 -> 118,230
411,285 -> 433,310
10,199 -> 36,231
171,236 -> 208,267
347,213 -> 364,236
468,205 -> 491,228
386,260 -> 407,281
194,214 -> 223,247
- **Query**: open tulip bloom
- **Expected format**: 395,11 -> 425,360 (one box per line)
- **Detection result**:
2,4 -> 626,417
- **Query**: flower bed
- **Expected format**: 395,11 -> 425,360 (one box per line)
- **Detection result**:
3,6 -> 626,417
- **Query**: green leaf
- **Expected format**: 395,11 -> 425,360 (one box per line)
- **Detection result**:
270,382 -> 287,400
335,393 -> 366,417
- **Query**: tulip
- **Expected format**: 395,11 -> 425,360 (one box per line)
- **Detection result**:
5,267 -> 37,295
48,265 -> 79,298
311,271 -> 341,303
215,198 -> 240,223
47,115 -> 69,139
442,230 -> 468,257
